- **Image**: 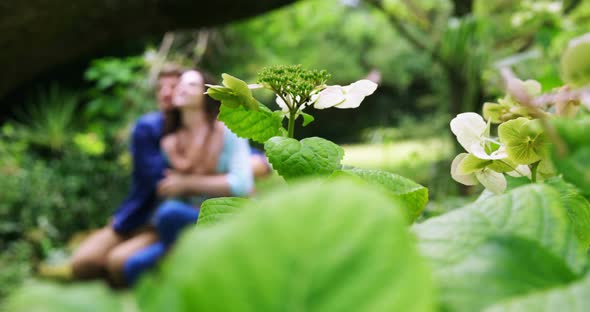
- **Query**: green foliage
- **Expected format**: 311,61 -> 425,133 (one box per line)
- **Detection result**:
84,56 -> 154,139
340,168 -> 428,222
484,273 -> 590,312
414,184 -> 587,311
0,241 -> 33,299
545,177 -> 590,249
138,179 -> 435,312
13,85 -> 78,153
1,100 -> 129,299
0,147 -> 128,246
197,197 -> 250,227
551,116 -> 590,195
264,136 -> 345,180
3,280 -> 125,312
218,102 -> 284,143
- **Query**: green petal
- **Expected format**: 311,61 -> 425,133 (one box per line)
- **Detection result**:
451,153 -> 479,186
458,153 -> 491,174
498,118 -> 548,165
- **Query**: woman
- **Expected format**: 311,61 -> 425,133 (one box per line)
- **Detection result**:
110,69 -> 254,285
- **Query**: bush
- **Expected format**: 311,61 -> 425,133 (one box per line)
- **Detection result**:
361,114 -> 450,143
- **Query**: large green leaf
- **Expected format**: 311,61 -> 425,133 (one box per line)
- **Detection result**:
552,116 -> 590,196
485,274 -> 590,312
138,179 -> 434,312
264,136 -> 344,181
197,197 -> 250,227
218,102 -> 284,143
341,168 -> 428,222
413,184 -> 587,312
4,280 -> 124,312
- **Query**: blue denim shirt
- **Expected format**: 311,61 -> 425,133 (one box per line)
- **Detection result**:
112,112 -> 166,234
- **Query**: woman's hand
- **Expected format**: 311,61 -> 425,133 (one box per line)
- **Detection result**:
157,169 -> 189,197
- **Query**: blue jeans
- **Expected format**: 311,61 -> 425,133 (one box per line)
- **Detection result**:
123,199 -> 199,285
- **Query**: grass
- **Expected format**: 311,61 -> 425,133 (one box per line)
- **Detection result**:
341,136 -> 454,185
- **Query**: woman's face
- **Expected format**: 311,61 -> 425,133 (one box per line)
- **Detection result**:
173,70 -> 205,108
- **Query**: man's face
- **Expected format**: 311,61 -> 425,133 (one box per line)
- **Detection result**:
156,75 -> 180,111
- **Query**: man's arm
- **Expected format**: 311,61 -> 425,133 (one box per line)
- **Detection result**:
112,114 -> 165,234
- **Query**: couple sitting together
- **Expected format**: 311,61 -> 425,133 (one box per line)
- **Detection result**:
70,65 -> 268,286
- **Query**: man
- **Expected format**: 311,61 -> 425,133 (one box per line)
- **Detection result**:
70,64 -> 182,284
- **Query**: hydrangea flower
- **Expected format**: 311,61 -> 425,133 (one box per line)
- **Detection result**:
450,113 -> 512,193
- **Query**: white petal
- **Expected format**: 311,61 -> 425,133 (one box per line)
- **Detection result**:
348,79 -> 378,96
333,80 -> 378,109
581,91 -> 590,111
470,143 -> 508,160
248,83 -> 263,89
334,92 -> 365,109
475,169 -> 506,194
450,113 -> 487,153
506,165 -> 532,178
275,96 -> 290,113
451,153 -> 479,186
313,86 -> 346,109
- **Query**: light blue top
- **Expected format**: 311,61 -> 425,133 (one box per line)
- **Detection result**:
217,126 -> 254,197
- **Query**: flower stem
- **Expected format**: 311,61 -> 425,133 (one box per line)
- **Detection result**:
530,161 -> 540,183
287,110 -> 296,138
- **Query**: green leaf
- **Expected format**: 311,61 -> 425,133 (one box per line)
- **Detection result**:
301,112 -> 315,127
484,273 -> 590,312
551,116 -> 590,195
218,102 -> 284,143
545,177 -> 590,248
341,168 -> 428,223
197,197 -> 250,227
413,184 -> 587,312
264,136 -> 345,180
485,275 -> 590,312
205,87 -> 241,108
137,179 -> 435,312
4,280 -> 124,312
498,118 -> 548,165
222,73 -> 258,111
